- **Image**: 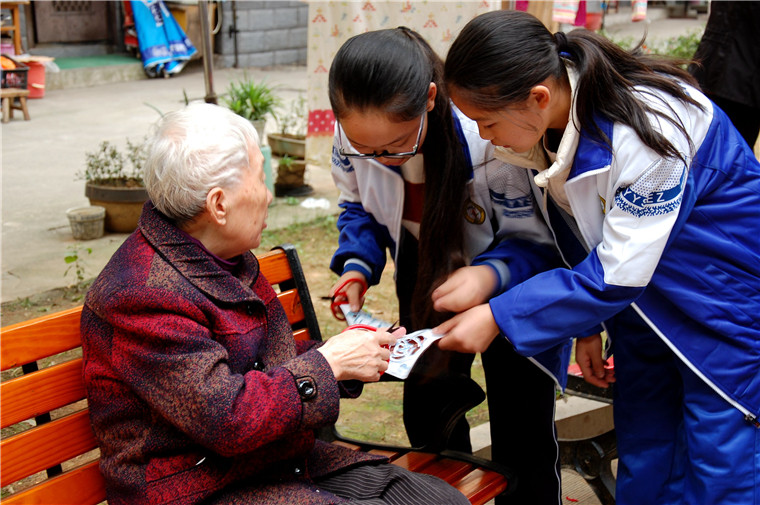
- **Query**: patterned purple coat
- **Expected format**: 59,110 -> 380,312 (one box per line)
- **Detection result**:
81,203 -> 384,505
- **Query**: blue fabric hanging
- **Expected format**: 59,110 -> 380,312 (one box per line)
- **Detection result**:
131,0 -> 197,77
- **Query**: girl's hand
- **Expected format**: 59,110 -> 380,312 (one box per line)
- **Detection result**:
434,304 -> 500,354
575,334 -> 615,388
318,328 -> 399,382
432,265 -> 498,313
329,271 -> 367,313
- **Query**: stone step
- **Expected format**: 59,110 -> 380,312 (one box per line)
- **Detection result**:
470,394 -> 614,457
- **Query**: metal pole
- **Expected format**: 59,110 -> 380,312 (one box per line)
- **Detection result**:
199,0 -> 217,104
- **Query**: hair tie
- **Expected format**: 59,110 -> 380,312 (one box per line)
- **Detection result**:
553,31 -> 572,59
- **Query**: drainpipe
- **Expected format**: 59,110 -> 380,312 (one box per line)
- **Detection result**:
230,0 -> 239,68
199,0 -> 217,104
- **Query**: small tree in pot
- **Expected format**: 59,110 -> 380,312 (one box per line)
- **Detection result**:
268,93 -> 307,158
269,94 -> 312,196
78,139 -> 148,233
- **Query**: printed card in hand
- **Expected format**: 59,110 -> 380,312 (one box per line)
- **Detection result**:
385,329 -> 444,380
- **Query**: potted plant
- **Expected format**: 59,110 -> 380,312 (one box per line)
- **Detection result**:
274,154 -> 312,197
78,139 -> 149,233
268,93 -> 307,158
222,76 -> 280,140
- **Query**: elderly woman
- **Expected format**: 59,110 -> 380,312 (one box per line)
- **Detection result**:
81,103 -> 469,505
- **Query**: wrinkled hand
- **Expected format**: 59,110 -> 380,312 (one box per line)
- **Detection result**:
432,265 -> 498,313
433,304 -> 499,354
329,271 -> 367,313
318,328 -> 401,382
575,334 -> 615,388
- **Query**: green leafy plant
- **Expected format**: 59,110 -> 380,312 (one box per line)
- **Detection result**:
655,29 -> 703,60
278,154 -> 297,169
77,138 -> 147,188
223,76 -> 281,121
64,244 -> 92,294
601,28 -> 703,61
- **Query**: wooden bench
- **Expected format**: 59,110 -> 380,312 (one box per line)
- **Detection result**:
1,244 -> 511,504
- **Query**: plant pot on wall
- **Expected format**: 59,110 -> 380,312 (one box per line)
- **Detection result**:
85,183 -> 149,233
268,133 -> 306,159
275,157 -> 313,197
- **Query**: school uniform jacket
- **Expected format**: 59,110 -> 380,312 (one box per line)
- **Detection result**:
330,105 -> 557,305
81,202 -> 383,505
330,105 -> 571,384
491,82 -> 760,424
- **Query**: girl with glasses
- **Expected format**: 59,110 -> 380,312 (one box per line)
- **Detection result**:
439,10 -> 760,505
328,27 -> 579,505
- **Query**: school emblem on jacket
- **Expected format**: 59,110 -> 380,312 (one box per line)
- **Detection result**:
615,159 -> 686,218
489,189 -> 534,219
332,145 -> 355,173
464,199 -> 486,224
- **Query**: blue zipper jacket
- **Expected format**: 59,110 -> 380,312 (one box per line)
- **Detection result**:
491,83 -> 760,422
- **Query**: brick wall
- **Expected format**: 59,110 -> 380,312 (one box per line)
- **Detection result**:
214,1 -> 308,69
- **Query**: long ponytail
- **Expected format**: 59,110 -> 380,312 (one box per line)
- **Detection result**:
444,10 -> 704,161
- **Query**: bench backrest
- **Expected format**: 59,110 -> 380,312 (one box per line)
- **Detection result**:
0,245 -> 320,504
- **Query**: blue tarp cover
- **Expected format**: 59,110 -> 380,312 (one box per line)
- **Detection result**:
131,0 -> 197,77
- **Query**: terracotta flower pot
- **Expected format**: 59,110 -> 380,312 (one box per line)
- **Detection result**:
85,182 -> 149,233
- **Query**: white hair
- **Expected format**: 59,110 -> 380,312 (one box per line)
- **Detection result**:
143,102 -> 260,223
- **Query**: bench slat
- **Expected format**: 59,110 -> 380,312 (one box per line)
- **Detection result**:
257,249 -> 295,286
411,456 -> 474,483
0,410 -> 99,486
0,306 -> 83,370
1,358 -> 86,428
1,459 -> 107,505
452,467 -> 509,505
391,451 -> 439,472
277,288 -> 305,326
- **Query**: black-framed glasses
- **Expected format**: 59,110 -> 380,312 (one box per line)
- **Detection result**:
337,114 -> 425,159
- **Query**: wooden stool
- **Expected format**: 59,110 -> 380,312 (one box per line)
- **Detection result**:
1,87 -> 30,123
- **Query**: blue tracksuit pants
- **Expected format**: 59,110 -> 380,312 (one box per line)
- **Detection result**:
611,308 -> 760,505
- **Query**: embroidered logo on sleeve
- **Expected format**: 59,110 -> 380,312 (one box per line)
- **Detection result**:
615,158 -> 686,218
464,199 -> 486,224
331,145 -> 355,173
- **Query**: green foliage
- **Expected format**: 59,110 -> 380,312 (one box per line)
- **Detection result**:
64,244 -> 92,295
223,76 -> 281,121
601,27 -> 704,60
78,139 -> 147,187
277,93 -> 308,137
656,30 -> 703,60
278,154 -> 296,168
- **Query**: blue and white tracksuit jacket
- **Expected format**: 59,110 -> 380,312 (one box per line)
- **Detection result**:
492,82 -> 760,427
329,106 -> 571,383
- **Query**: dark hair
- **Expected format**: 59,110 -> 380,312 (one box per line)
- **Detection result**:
329,28 -> 468,328
444,10 -> 703,161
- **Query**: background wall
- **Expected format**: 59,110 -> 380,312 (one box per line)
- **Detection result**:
304,0 -> 502,166
214,1 -> 309,69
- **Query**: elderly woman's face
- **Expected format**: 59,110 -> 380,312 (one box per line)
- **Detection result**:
222,144 -> 272,257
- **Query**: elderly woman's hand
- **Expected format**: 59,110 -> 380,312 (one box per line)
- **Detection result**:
318,328 -> 401,382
